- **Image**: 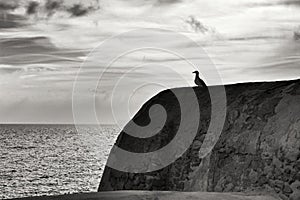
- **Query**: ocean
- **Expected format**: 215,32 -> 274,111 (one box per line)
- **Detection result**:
0,124 -> 120,199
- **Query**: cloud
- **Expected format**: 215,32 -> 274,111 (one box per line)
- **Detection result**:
67,3 -> 93,17
154,0 -> 182,6
0,97 -> 74,124
0,37 -> 56,55
0,36 -> 84,65
248,0 -> 300,7
0,65 -> 22,74
25,0 -> 100,18
0,0 -> 19,11
1,0 -> 300,123
275,0 -> 300,6
26,1 -> 40,15
0,14 -> 25,29
0,1 -> 24,29
122,0 -> 182,7
0,0 -> 100,23
44,0 -> 63,17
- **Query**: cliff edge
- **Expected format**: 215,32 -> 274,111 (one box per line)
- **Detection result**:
99,79 -> 300,200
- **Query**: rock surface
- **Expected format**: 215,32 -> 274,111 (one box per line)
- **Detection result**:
99,79 -> 300,200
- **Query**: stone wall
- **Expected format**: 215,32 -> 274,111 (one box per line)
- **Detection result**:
99,80 -> 300,200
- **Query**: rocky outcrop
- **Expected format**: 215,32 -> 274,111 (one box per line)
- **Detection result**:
99,79 -> 300,200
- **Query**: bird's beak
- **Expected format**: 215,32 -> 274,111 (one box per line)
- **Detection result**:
192,71 -> 196,74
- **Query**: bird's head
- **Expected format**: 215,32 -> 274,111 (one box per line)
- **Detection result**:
192,71 -> 199,75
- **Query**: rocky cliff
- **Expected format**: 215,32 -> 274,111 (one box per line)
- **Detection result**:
99,79 -> 300,200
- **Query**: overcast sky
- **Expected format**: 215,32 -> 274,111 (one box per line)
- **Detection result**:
0,0 -> 300,124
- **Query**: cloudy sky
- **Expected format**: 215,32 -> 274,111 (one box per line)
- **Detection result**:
0,0 -> 300,124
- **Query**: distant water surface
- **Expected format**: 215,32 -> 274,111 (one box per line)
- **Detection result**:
0,124 -> 119,199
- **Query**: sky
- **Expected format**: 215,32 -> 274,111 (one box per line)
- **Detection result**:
0,0 -> 300,124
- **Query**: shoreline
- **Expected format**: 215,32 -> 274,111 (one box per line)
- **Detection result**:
10,191 -> 279,200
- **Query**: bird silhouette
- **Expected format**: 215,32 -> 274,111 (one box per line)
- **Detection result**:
192,71 -> 207,88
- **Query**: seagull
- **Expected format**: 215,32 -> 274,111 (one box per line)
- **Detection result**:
192,71 -> 207,88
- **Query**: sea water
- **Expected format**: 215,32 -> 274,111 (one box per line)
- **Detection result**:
0,124 -> 120,199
